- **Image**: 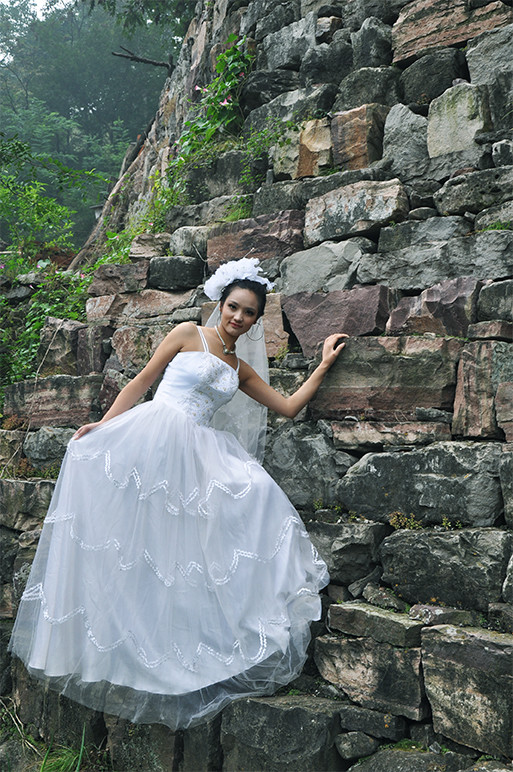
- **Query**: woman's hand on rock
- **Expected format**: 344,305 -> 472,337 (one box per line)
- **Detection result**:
321,333 -> 349,369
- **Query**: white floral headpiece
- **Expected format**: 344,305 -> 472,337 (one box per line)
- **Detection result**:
204,257 -> 274,301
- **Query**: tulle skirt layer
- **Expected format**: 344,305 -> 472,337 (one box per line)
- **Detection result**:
9,399 -> 329,729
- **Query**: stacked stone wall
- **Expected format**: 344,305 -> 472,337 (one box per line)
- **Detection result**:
1,0 -> 513,769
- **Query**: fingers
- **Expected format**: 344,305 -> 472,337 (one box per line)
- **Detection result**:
72,423 -> 96,440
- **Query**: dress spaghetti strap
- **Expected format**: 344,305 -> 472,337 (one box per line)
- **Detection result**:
196,326 -> 209,353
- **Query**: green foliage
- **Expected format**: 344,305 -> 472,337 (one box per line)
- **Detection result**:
83,0 -> 195,33
478,220 -> 512,232
388,510 -> 423,530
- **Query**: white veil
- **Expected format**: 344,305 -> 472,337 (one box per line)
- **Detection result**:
205,304 -> 269,462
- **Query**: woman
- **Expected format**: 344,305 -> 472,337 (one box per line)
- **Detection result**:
9,257 -> 346,730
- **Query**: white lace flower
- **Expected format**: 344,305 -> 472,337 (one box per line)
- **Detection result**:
204,257 -> 274,300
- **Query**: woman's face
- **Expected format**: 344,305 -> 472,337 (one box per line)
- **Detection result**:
219,288 -> 260,337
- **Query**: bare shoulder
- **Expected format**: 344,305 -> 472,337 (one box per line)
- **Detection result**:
164,321 -> 199,345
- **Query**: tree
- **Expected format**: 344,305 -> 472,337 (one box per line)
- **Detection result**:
83,0 -> 195,33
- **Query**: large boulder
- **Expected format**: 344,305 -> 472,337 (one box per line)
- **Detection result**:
258,13 -> 316,71
311,336 -> 462,422
351,17 -> 393,68
263,422 -> 355,509
37,317 -> 87,377
299,36 -> 354,87
328,602 -> 423,647
314,634 -> 427,720
331,104 -> 390,170
433,167 -> 513,215
221,696 -> 345,771
206,210 -> 304,276
336,441 -> 503,527
86,289 -> 192,324
392,0 -> 513,64
422,625 -> 513,758
452,341 -> 513,439
467,23 -> 513,131
279,240 -> 365,295
306,521 -> 388,585
385,276 -> 483,337
477,279 -> 513,322
23,427 -> 74,469
240,70 -> 301,114
148,255 -> 204,290
245,84 -> 337,135
380,103 -> 429,180
87,261 -> 149,296
427,84 -> 492,159
380,528 -> 512,612
304,178 -> 409,245
357,230 -> 513,289
401,48 -> 467,106
333,66 -> 402,112
3,375 -> 103,428
282,286 -> 394,357
330,419 -> 451,451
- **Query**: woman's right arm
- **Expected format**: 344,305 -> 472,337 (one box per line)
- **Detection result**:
72,322 -> 197,439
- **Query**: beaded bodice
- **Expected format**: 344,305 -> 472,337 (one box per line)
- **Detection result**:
153,330 -> 239,426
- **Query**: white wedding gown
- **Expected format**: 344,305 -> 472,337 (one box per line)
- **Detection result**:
9,328 -> 329,729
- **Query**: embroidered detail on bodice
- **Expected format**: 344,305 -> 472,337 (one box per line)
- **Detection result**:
153,331 -> 239,426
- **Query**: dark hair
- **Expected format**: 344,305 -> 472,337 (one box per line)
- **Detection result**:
219,279 -> 267,318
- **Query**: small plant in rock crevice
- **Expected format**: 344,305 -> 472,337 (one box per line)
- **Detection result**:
388,510 -> 423,530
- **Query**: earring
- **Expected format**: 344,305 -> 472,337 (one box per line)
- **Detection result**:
247,322 -> 264,341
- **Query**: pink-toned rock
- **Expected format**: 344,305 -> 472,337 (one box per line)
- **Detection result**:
310,336 -> 462,422
206,210 -> 304,271
316,16 -> 344,43
331,104 -> 390,171
200,295 -> 288,358
76,323 -> 114,375
3,375 -> 103,428
331,420 -> 451,450
468,320 -> 513,341
129,232 -> 170,261
452,341 -> 513,438
98,370 -> 132,415
37,317 -> 87,377
386,277 -> 483,336
87,261 -> 149,296
392,0 -> 513,64
86,290 -> 192,323
296,118 -> 333,178
496,381 -> 513,441
111,325 -> 168,371
304,178 -> 409,246
282,286 -> 393,357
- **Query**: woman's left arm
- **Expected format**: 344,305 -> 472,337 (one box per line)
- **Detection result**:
239,333 -> 348,419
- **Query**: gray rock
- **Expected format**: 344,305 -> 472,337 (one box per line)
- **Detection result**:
347,748 -> 471,772
279,241 -> 363,294
335,731 -> 379,760
87,261 -> 149,297
351,17 -> 392,69
477,279 -> 513,322
488,603 -> 513,634
240,69 -> 301,114
315,634 -> 427,720
381,104 -> 429,180
148,255 -> 204,290
129,232 -> 170,261
380,528 -> 512,612
0,429 -> 24,467
474,200 -> 513,231
166,195 -> 253,231
492,139 -> 513,167
240,0 -> 297,37
334,66 -> 402,112
362,583 -> 410,612
253,167 -> 389,216
357,230 -> 513,289
182,715 -> 222,772
37,317 -> 86,377
3,375 -> 103,429
328,601 -> 423,646
434,166 -> 513,216
264,422 -> 355,509
23,427 -> 74,468
377,216 -> 471,252
338,703 -> 407,740
408,206 -> 438,220
348,566 -> 382,598
337,441 -> 503,527
221,695 -> 345,771
168,226 -> 211,259
499,445 -> 513,528
415,408 -> 452,424
299,38 -> 353,86
0,478 -> 55,531
467,23 -> 513,131
503,554 -> 513,605
245,84 -> 338,135
422,625 -> 513,758
306,521 -> 388,585
342,0 -> 403,31
258,13 -> 316,71
401,48 -> 467,106
254,2 -> 300,41
304,178 -> 409,245
409,604 -> 479,627
427,84 -> 492,159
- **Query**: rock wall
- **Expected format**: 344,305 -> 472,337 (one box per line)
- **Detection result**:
1,0 -> 513,769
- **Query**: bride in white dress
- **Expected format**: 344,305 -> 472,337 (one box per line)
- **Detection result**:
9,258 -> 346,730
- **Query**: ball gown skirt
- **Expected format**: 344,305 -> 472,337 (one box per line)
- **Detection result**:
9,341 -> 329,730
